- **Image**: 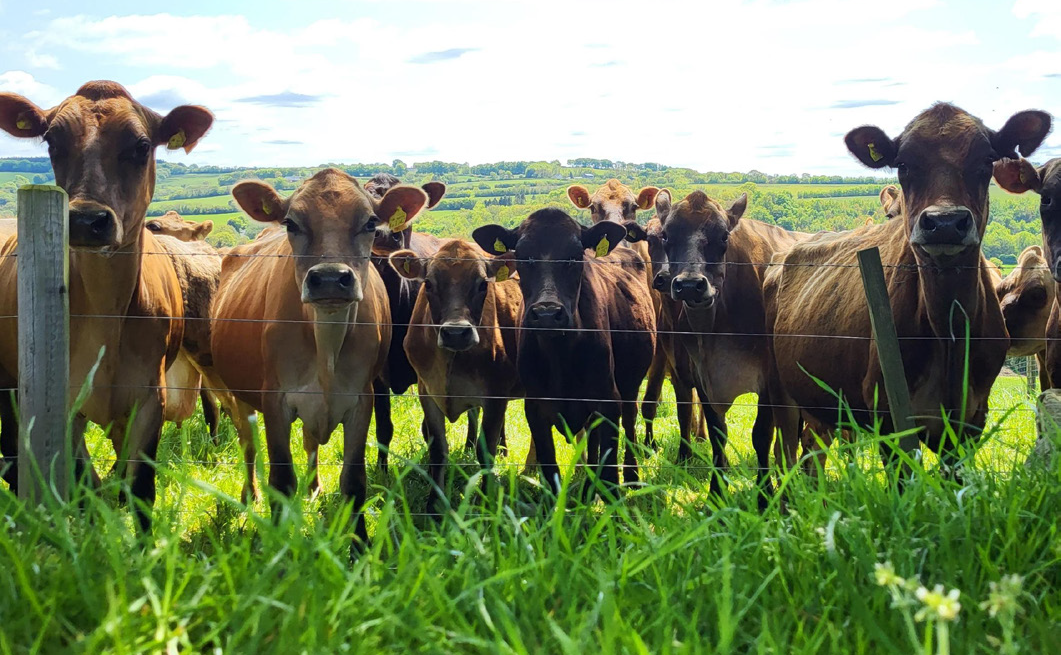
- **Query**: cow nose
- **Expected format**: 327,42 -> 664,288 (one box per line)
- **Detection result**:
653,271 -> 669,291
438,322 -> 478,351
528,302 -> 569,329
671,275 -> 711,305
303,263 -> 360,306
69,209 -> 117,247
916,207 -> 974,243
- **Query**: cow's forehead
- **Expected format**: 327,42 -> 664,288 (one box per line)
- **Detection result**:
430,240 -> 485,277
518,212 -> 581,253
591,179 -> 635,204
291,170 -> 372,217
900,104 -> 990,159
671,192 -> 727,229
1041,159 -> 1061,190
51,95 -> 148,133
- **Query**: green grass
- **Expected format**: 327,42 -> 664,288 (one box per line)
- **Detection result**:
1,374 -> 1058,653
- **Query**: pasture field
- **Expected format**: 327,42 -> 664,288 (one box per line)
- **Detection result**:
1,376 -> 1059,653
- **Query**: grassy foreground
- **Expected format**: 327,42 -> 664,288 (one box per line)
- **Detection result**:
1,377 -> 1059,653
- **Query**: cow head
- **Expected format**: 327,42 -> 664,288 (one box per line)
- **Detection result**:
845,103 -> 1051,266
0,81 -> 213,251
145,210 -> 213,241
473,208 -> 625,332
994,157 -> 1061,282
232,169 -> 427,311
879,184 -> 902,219
367,177 -> 446,255
567,178 -> 659,227
629,189 -> 745,310
389,239 -> 511,351
623,214 -> 670,292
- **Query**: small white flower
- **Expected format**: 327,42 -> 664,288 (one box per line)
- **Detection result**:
979,574 -> 1023,618
874,561 -> 905,588
915,584 -> 961,622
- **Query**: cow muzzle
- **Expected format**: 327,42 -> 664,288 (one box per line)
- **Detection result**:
652,268 -> 671,292
671,274 -> 715,307
69,206 -> 120,249
527,301 -> 570,330
438,320 -> 479,352
910,205 -> 978,259
302,263 -> 362,307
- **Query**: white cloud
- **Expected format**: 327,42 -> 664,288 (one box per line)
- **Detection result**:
24,49 -> 59,70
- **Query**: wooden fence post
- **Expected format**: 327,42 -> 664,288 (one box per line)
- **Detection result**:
857,246 -> 920,453
16,185 -> 70,503
1027,356 -> 1038,396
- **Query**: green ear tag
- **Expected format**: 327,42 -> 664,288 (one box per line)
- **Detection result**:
493,239 -> 507,254
403,260 -> 411,274
867,142 -> 883,162
261,199 -> 271,215
627,229 -> 636,240
595,236 -> 610,258
15,116 -> 31,131
389,207 -> 408,230
168,129 -> 186,150
495,264 -> 510,282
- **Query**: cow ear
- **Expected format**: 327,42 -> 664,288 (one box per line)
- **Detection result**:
196,220 -> 214,239
472,224 -> 518,255
993,158 -> 1042,194
622,220 -> 649,243
232,181 -> 286,223
654,189 -> 673,224
636,186 -> 660,211
581,221 -> 627,257
1021,244 -> 1044,260
378,185 -> 429,232
845,125 -> 896,169
0,93 -> 48,138
158,105 -> 214,153
727,193 -> 747,230
389,249 -> 426,280
421,181 -> 446,209
994,110 -> 1051,158
486,251 -> 516,282
879,184 -> 902,217
567,185 -> 591,209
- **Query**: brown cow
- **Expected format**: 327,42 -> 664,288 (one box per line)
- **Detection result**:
212,169 -> 427,544
626,190 -> 806,504
473,209 -> 656,497
993,157 -> 1061,388
389,239 -> 523,510
879,185 -> 902,219
147,211 -> 214,241
768,103 -> 1050,476
0,82 -> 211,527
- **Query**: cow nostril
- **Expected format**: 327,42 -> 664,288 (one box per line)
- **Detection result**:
921,214 -> 938,231
90,215 -> 108,235
338,271 -> 353,288
695,278 -> 707,293
308,271 -> 321,288
1044,197 -> 1053,206
956,213 -> 971,233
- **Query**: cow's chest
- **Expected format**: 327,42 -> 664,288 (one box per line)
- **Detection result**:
682,333 -> 765,408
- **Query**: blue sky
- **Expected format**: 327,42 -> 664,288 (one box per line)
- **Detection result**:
1,0 -> 1060,174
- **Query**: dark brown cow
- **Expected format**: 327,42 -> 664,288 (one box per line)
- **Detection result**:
473,209 -> 656,497
994,157 -> 1061,387
626,190 -> 806,504
389,239 -> 523,510
0,82 -> 211,526
212,169 -> 427,544
768,103 -> 1050,474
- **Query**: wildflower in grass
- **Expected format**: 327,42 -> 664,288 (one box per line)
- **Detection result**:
979,574 -> 1023,619
874,561 -> 905,588
914,584 -> 962,622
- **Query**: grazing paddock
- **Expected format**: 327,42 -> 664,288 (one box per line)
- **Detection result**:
1,375 -> 1057,653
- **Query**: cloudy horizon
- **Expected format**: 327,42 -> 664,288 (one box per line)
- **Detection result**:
2,0 -> 1061,175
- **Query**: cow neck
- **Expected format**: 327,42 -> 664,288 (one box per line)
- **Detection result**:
902,235 -> 986,342
311,303 -> 355,395
69,228 -> 144,323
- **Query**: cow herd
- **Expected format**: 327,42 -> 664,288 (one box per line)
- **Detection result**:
0,81 -> 1059,543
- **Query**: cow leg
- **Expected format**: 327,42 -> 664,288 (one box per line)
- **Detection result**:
1038,350 -> 1051,390
125,393 -> 165,534
200,389 -> 220,442
641,346 -> 668,451
302,431 -> 321,500
419,392 -> 449,517
230,403 -> 259,504
262,408 -> 297,511
0,391 -> 17,490
372,379 -> 393,474
701,400 -> 729,497
620,400 -> 640,485
521,427 -> 538,475
594,407 -> 622,501
476,400 -> 507,502
526,403 -> 560,496
672,377 -> 695,462
341,390 -> 374,548
465,406 -> 480,453
751,394 -> 776,511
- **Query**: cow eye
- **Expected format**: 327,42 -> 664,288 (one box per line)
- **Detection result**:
423,279 -> 433,291
146,222 -> 161,232
363,216 -> 379,233
478,279 -> 489,294
281,218 -> 300,234
661,231 -> 669,243
124,138 -> 152,164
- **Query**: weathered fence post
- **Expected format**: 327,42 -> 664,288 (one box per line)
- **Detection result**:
857,246 -> 920,453
16,185 -> 70,503
1027,355 -> 1038,396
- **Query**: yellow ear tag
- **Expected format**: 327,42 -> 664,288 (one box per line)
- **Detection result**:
403,260 -> 411,274
261,199 -> 271,215
1019,169 -> 1028,184
15,116 -> 31,131
389,207 -> 407,231
627,229 -> 636,240
867,142 -> 883,162
595,236 -> 610,258
495,264 -> 510,282
493,238 -> 507,254
167,129 -> 186,150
